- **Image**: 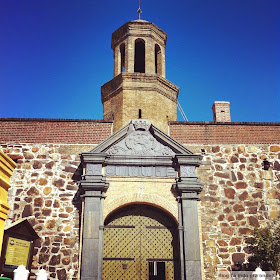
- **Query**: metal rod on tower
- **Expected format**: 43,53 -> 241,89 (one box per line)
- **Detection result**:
137,0 -> 142,19
177,101 -> 189,121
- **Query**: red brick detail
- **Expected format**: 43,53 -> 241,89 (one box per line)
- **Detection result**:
0,118 -> 112,144
169,122 -> 280,144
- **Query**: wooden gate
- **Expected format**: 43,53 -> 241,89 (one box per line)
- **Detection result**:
102,204 -> 180,280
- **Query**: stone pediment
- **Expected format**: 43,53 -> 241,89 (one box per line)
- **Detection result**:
107,130 -> 173,156
90,119 -> 193,156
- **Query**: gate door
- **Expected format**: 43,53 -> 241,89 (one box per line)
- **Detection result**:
102,204 -> 180,280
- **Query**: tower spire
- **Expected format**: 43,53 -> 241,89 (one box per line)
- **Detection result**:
137,0 -> 142,19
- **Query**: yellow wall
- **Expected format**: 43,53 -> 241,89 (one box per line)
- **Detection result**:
0,150 -> 16,249
103,177 -> 178,222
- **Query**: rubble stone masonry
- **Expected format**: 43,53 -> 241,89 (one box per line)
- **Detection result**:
0,143 -> 96,280
193,143 -> 280,279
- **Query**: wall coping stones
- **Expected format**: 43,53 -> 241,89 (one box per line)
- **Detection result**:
169,121 -> 280,126
0,118 -> 112,123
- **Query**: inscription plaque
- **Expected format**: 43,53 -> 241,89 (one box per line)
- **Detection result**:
5,237 -> 31,268
105,165 -> 176,177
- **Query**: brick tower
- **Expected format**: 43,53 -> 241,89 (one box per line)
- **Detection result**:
101,19 -> 179,133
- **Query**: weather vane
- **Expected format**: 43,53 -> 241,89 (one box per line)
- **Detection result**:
137,0 -> 142,19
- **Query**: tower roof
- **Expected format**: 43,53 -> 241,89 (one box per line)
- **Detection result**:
111,20 -> 167,50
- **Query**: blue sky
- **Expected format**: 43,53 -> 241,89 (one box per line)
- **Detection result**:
1,0 -> 279,122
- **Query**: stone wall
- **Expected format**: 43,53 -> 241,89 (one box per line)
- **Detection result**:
193,144 -> 280,280
1,143 -> 95,280
1,140 -> 280,280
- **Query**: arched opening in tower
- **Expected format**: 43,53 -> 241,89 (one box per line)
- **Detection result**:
134,39 -> 145,73
155,44 -> 162,75
120,43 -> 125,72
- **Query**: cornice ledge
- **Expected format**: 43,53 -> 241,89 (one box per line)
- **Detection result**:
81,153 -> 107,164
101,73 -> 179,103
175,154 -> 203,166
175,178 -> 204,195
79,179 -> 109,193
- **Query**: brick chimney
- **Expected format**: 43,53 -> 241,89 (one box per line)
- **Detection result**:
212,101 -> 231,123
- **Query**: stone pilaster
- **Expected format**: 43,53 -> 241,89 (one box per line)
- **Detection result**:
79,153 -> 109,280
146,37 -> 155,74
161,48 -> 166,78
174,155 -> 204,280
114,45 -> 121,77
127,36 -> 134,73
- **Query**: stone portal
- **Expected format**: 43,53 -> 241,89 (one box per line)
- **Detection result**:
79,120 -> 204,280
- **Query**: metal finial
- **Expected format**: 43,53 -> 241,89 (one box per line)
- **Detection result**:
137,0 -> 142,19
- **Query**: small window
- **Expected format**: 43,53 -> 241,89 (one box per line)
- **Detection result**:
138,109 -> 142,119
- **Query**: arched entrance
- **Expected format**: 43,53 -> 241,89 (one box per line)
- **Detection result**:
102,204 -> 180,280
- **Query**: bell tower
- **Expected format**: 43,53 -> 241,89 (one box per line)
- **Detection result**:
101,19 -> 179,133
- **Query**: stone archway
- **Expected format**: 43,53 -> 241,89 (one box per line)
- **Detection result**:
103,194 -> 178,223
102,204 -> 180,280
